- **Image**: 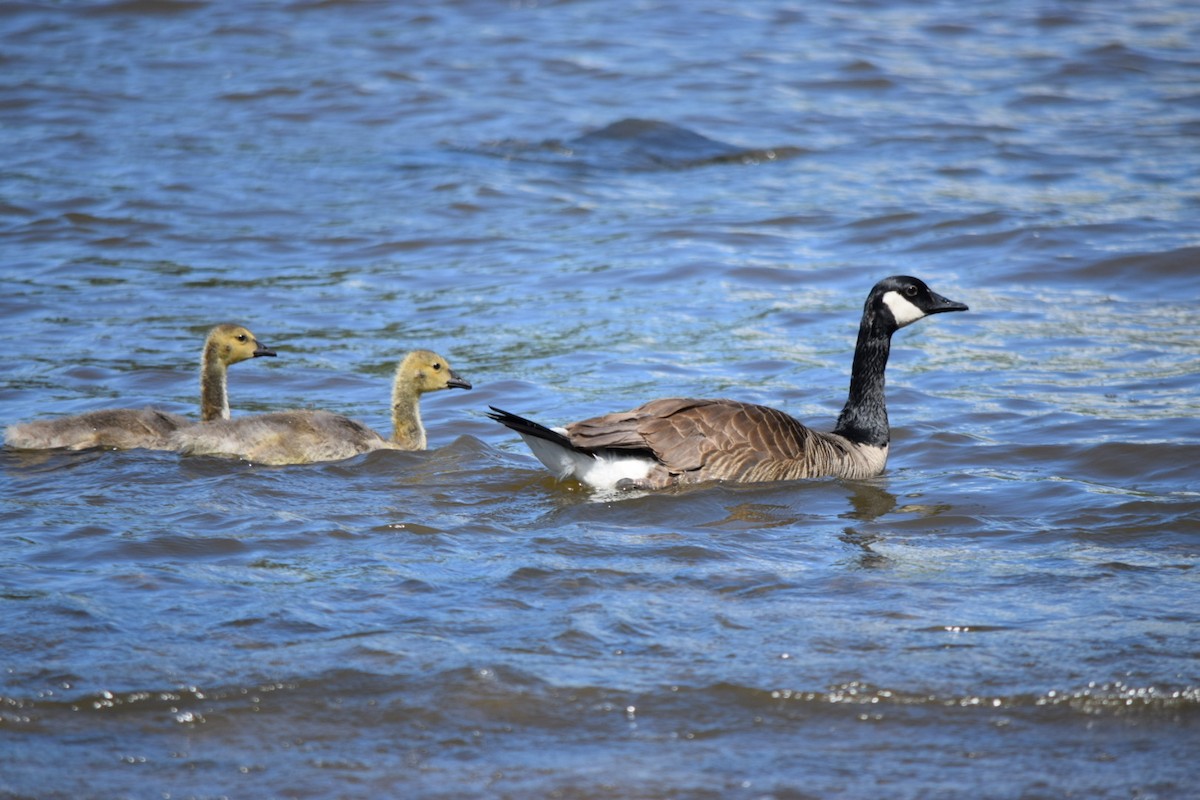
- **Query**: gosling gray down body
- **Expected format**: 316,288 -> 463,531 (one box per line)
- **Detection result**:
170,349 -> 471,465
488,276 -> 968,490
4,324 -> 276,451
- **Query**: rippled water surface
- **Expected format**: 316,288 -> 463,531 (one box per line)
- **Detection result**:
2,1 -> 1199,798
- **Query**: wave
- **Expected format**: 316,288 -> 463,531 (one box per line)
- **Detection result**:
473,118 -> 808,171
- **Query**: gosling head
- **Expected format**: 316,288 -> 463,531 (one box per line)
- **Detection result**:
397,349 -> 472,394
207,323 -> 277,366
870,276 -> 969,331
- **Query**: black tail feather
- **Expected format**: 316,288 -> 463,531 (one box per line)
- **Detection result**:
486,406 -> 576,450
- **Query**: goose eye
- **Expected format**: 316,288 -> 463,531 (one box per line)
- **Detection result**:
904,285 -> 918,297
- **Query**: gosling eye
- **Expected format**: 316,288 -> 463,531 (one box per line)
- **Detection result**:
904,285 -> 918,298
432,363 -> 442,371
236,334 -> 248,342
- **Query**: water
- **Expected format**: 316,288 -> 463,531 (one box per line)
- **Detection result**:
2,1 -> 1198,797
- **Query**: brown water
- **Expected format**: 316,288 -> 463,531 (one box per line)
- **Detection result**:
2,1 -> 1199,798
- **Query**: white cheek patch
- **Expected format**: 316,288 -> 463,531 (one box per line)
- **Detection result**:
882,290 -> 926,328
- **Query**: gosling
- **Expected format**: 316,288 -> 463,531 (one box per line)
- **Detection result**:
5,324 -> 276,451
170,349 -> 471,465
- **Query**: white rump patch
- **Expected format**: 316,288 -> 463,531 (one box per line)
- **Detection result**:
577,453 -> 655,490
882,290 -> 926,328
518,433 -> 654,490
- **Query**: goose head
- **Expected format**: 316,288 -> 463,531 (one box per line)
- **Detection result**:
397,349 -> 472,394
208,324 -> 277,366
869,276 -> 969,332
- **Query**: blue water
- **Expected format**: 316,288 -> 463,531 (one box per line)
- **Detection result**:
2,1 -> 1198,798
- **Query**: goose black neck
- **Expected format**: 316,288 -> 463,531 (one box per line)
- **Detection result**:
832,315 -> 893,447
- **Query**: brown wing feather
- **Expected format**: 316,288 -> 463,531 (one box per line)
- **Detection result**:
566,398 -> 822,482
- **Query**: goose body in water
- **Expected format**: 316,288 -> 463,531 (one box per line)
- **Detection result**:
171,349 -> 471,465
488,276 -> 968,490
5,324 -> 276,451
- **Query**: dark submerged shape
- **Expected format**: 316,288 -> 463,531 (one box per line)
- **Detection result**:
489,276 -> 968,490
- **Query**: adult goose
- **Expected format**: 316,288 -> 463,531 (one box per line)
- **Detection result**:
488,276 -> 967,490
5,324 -> 276,451
170,349 -> 471,465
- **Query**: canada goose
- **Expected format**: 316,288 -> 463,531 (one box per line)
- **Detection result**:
170,349 -> 471,465
4,324 -> 276,451
488,276 -> 968,490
